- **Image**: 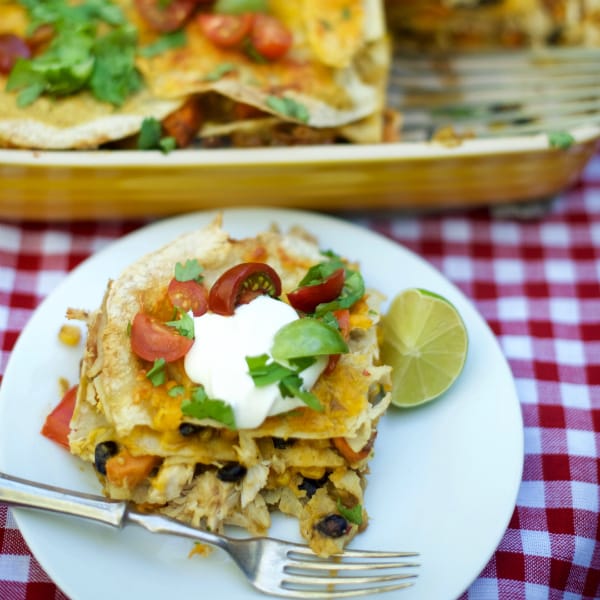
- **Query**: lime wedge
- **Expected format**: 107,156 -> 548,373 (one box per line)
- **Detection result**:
380,288 -> 468,407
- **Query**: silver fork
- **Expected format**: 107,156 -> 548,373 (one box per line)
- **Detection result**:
0,472 -> 418,598
388,45 -> 600,141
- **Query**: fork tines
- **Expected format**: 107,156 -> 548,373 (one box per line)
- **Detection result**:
281,548 -> 420,598
388,46 -> 600,140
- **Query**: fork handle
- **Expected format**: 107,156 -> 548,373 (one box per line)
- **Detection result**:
0,471 -> 127,527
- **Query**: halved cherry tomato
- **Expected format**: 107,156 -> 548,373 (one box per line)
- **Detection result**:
324,308 -> 350,374
197,13 -> 254,48
250,13 -> 292,61
135,0 -> 198,33
209,262 -> 282,315
168,278 -> 208,316
332,431 -> 377,464
287,268 -> 345,314
130,312 -> 193,362
0,34 -> 31,75
41,385 -> 77,450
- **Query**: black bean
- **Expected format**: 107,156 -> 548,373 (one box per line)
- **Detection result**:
298,474 -> 329,498
94,441 -> 118,475
272,437 -> 295,449
194,463 -> 208,478
217,462 -> 247,483
315,514 -> 350,538
179,423 -> 202,437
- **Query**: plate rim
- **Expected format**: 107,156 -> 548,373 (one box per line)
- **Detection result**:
0,207 -> 524,600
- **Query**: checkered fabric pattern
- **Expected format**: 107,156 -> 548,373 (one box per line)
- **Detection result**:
1,154 -> 599,599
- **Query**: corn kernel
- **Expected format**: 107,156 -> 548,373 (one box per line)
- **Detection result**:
58,324 -> 81,346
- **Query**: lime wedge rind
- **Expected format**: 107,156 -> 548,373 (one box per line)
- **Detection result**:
380,288 -> 468,408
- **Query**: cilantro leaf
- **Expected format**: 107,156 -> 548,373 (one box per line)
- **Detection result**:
297,258 -> 345,288
11,0 -> 139,107
90,25 -> 142,106
158,136 -> 177,153
146,358 -> 166,386
165,311 -> 195,339
336,499 -> 363,525
246,354 -> 295,387
137,117 -> 162,149
246,354 -> 323,412
265,95 -> 310,124
314,269 -> 365,316
137,118 -> 177,153
548,131 -> 575,150
138,30 -> 187,58
203,62 -> 237,82
214,0 -> 268,14
175,259 -> 204,283
279,373 -> 323,412
181,387 -> 236,429
168,385 -> 185,397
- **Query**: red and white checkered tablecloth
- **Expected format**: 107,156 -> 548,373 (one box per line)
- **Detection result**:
1,154 -> 599,600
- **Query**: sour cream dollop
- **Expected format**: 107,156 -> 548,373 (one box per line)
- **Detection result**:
184,295 -> 327,429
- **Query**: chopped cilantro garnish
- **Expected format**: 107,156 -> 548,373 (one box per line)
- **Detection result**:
548,131 -> 575,150
168,385 -> 185,397
159,136 -> 177,153
8,0 -> 141,107
294,258 -> 365,317
315,269 -> 364,316
336,498 -> 363,525
246,354 -> 323,412
165,311 -> 195,339
91,25 -> 142,106
181,386 -> 236,429
203,62 -> 237,82
246,354 -> 293,386
265,95 -> 310,124
279,371 -> 323,412
138,30 -> 187,58
146,358 -> 166,386
137,118 -> 177,153
214,0 -> 268,14
175,259 -> 204,283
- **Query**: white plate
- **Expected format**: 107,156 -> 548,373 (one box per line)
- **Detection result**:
0,208 -> 523,600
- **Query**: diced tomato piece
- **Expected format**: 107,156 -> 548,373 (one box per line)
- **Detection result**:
250,13 -> 292,61
197,13 -> 254,49
40,385 -> 77,450
105,449 -> 160,489
130,312 -> 193,362
0,34 -> 31,75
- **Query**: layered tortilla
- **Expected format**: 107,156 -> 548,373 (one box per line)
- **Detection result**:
0,0 -> 390,149
386,0 -> 600,50
68,218 -> 392,556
